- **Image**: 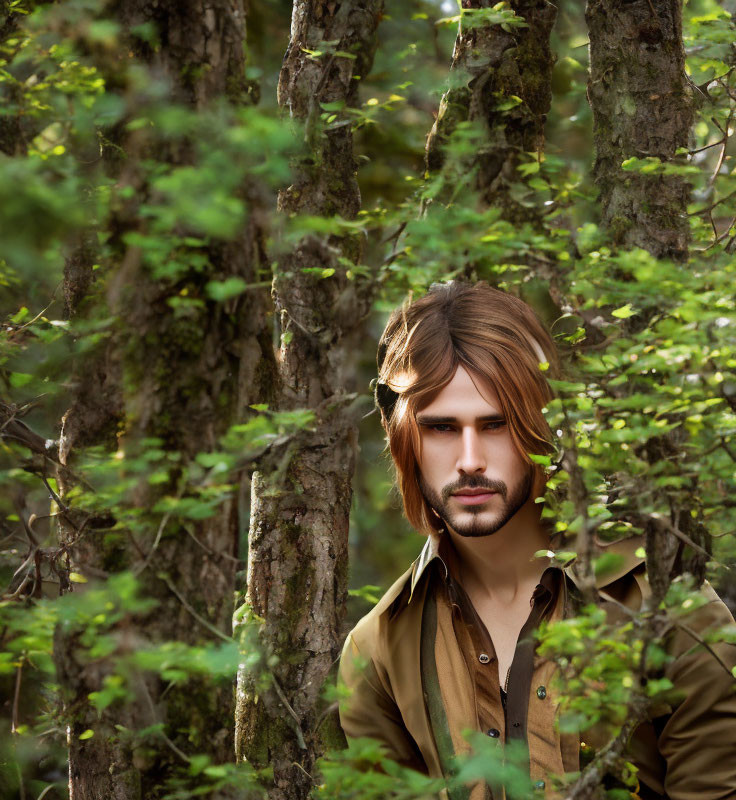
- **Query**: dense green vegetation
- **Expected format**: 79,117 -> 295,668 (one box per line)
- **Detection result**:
1,0 -> 735,798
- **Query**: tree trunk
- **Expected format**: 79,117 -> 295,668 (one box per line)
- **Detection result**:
561,8 -> 706,795
0,3 -> 26,156
586,0 -> 694,260
55,2 -> 272,798
585,0 -> 706,581
425,0 -> 557,216
234,3 -> 383,799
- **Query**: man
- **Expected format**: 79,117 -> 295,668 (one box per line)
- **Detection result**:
338,281 -> 736,799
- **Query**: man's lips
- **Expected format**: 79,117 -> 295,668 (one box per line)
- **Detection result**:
451,489 -> 497,505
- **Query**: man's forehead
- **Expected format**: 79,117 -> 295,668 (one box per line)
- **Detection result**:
416,366 -> 501,417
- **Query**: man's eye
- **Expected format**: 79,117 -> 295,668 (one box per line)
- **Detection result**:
430,424 -> 454,433
485,421 -> 505,431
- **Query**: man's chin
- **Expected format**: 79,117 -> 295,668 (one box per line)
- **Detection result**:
443,512 -> 506,538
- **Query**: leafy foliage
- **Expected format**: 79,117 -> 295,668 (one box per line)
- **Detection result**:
0,0 -> 735,798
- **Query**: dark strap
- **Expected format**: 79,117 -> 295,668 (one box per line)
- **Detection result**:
504,599 -> 547,773
420,587 -> 471,800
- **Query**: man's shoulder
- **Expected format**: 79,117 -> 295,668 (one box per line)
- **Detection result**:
565,533 -> 647,593
666,577 -> 735,654
342,561 -> 418,659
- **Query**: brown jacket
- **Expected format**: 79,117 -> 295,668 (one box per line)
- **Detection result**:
338,534 -> 736,799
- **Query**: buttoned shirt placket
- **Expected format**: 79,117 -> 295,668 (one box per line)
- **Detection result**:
413,533 -> 564,799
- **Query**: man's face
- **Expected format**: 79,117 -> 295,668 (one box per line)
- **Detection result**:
415,365 -> 534,538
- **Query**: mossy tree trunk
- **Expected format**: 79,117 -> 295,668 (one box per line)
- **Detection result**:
425,0 -> 557,217
585,0 -> 705,583
0,3 -> 26,156
563,10 -> 706,796
55,2 -> 272,798
234,2 -> 383,799
586,0 -> 694,260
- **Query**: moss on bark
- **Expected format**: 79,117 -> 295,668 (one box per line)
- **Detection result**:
586,0 -> 694,260
425,0 -> 557,219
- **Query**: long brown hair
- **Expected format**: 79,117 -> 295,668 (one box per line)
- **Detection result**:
375,281 -> 562,535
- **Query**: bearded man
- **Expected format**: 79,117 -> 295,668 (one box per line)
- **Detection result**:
338,281 -> 736,799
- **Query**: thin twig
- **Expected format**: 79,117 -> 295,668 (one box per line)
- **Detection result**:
689,139 -> 725,155
565,695 -> 649,799
159,573 -> 231,642
271,675 -> 307,751
706,528 -> 736,539
702,212 -> 736,251
20,512 -> 40,548
133,504 -> 177,577
139,678 -> 191,764
8,289 -> 61,337
292,760 -> 314,782
673,620 -> 736,680
183,523 -> 241,563
11,662 -> 22,734
39,475 -> 70,514
708,109 -> 733,187
15,761 -> 25,800
5,574 -> 32,601
565,609 -> 664,798
645,512 -> 723,567
687,189 -> 736,216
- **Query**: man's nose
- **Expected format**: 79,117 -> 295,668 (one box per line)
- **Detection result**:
456,427 -> 486,474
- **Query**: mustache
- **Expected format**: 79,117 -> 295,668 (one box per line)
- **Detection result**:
442,476 -> 505,501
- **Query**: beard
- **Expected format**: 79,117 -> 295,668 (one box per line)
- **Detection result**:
418,465 -> 534,538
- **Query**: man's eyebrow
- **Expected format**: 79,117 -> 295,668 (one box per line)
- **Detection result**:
415,414 -> 505,425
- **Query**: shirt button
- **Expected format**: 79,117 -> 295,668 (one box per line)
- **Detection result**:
536,685 -> 547,700
486,728 -> 500,738
478,653 -> 490,664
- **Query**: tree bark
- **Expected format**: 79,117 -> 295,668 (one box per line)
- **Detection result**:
425,0 -> 557,216
586,0 -> 694,260
55,2 -> 272,798
0,2 -> 26,156
585,0 -> 706,580
562,7 -> 706,796
234,3 -> 383,799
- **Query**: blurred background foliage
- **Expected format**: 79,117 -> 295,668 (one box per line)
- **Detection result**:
1,0 -> 736,797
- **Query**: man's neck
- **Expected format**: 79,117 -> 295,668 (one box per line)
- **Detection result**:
444,499 -> 552,605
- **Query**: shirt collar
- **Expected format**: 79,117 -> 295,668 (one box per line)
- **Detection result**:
409,530 -> 446,601
408,530 -> 646,601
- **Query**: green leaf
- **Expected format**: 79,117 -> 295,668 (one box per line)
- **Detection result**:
10,306 -> 28,323
205,277 -> 249,302
348,585 -> 383,605
494,95 -> 523,112
9,372 -> 33,388
611,304 -> 636,319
